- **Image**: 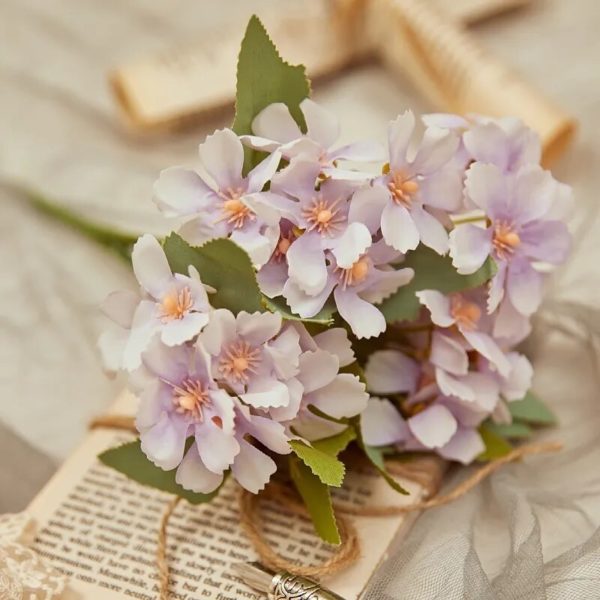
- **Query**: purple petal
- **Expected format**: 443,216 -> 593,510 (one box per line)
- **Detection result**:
232,439 -> 277,493
243,414 -> 291,455
411,127 -> 459,175
348,185 -> 388,234
365,350 -> 420,395
330,140 -> 386,163
199,128 -> 244,190
416,290 -> 455,327
329,222 -> 372,269
264,325 -> 302,380
177,216 -> 220,247
506,259 -> 543,316
257,260 -> 288,298
449,224 -> 492,275
361,397 -> 408,446
153,167 -> 215,216
237,311 -> 282,346
140,412 -> 190,470
510,165 -> 556,224
411,205 -> 449,255
388,111 -> 415,170
334,287 -> 386,339
196,421 -> 240,474
418,167 -> 463,212
241,377 -> 290,409
123,301 -> 160,371
519,220 -> 571,265
297,349 -> 339,393
463,122 -> 511,171
502,352 -> 533,401
239,134 -> 280,152
493,297 -> 532,344
487,260 -> 507,314
198,309 -> 237,356
160,313 -> 209,347
313,328 -> 355,367
246,151 -> 282,193
381,202 -> 419,253
301,98 -> 339,148
408,404 -> 457,449
252,102 -> 302,143
464,163 -> 508,219
430,332 -> 468,375
286,231 -> 328,295
438,428 -> 484,464
176,444 -> 224,493
283,278 -> 335,319
131,235 -> 173,299
461,330 -> 511,377
306,373 -> 368,419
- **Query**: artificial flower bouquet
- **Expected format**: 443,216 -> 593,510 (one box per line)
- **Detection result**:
98,16 -> 571,544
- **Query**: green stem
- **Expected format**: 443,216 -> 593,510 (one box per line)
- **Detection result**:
26,191 -> 138,263
452,214 -> 487,226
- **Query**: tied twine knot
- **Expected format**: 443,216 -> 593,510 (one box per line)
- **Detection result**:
89,415 -> 562,600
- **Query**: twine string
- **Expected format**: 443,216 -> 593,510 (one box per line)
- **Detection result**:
90,415 -> 562,599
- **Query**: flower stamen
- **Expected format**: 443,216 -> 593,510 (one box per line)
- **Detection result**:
336,257 -> 370,289
160,287 -> 193,321
450,295 -> 481,331
492,221 -> 521,259
168,378 -> 211,422
219,340 -> 261,384
217,187 -> 255,229
302,195 -> 345,236
388,171 -> 419,208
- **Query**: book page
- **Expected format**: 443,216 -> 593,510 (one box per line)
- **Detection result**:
28,392 -> 426,599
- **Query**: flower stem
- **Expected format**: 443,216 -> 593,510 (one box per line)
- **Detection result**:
452,214 -> 487,226
25,189 -> 138,262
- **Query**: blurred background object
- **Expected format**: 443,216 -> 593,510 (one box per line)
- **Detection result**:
1,0 -> 600,595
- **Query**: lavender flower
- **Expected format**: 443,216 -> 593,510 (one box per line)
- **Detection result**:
270,158 -> 373,294
241,99 -> 385,179
102,235 -> 211,371
154,128 -> 294,266
283,325 -> 369,441
283,241 -> 414,339
349,111 -> 462,254
134,339 -> 239,492
449,163 -> 571,322
198,309 -> 303,411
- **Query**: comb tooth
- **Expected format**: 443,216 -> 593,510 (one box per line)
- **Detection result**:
232,562 -> 275,593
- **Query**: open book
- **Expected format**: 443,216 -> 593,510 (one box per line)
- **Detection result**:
28,392 -> 428,599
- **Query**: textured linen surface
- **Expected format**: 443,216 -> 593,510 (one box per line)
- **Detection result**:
1,0 -> 600,597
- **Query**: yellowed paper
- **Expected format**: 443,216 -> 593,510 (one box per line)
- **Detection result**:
27,392 -> 426,599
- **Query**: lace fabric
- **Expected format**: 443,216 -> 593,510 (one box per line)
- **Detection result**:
0,513 -> 66,600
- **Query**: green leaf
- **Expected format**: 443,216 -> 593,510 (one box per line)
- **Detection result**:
232,15 -> 310,172
312,427 -> 357,456
379,247 -> 497,323
477,426 -> 513,461
163,234 -> 262,314
289,440 -> 345,487
289,457 -> 340,544
508,392 -> 556,425
362,443 -> 409,495
485,421 -> 533,439
99,440 -> 224,505
263,296 -> 335,325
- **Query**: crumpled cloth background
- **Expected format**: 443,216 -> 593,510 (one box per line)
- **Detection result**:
1,0 -> 599,597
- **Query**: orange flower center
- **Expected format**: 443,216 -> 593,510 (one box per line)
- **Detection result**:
492,221 -> 521,259
160,287 -> 193,321
169,378 -> 211,422
218,187 -> 255,229
219,340 -> 261,384
388,171 -> 419,208
337,257 -> 370,289
450,295 -> 481,331
302,195 -> 345,236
